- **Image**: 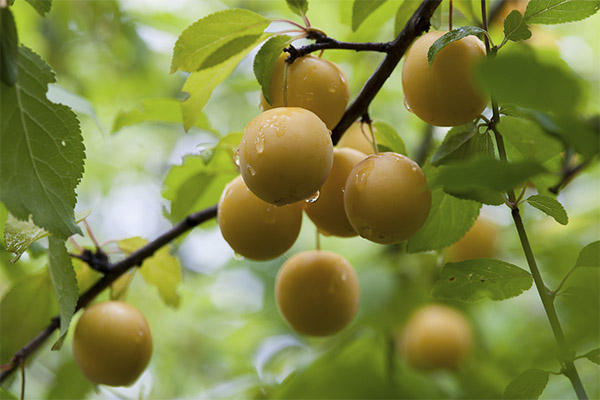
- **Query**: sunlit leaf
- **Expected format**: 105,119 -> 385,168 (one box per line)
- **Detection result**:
504,369 -> 549,399
352,0 -> 388,31
503,10 -> 532,42
110,270 -> 136,301
0,9 -> 18,86
582,348 -> 600,365
524,0 -> 600,24
25,0 -> 52,16
372,122 -> 406,155
526,195 -> 568,225
253,35 -> 291,105
285,0 -> 309,17
394,0 -> 416,36
430,123 -> 478,166
48,236 -> 78,340
433,259 -> 533,302
575,241 -> 600,269
428,26 -> 487,66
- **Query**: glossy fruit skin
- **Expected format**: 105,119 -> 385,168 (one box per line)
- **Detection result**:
400,304 -> 472,370
337,122 -> 376,155
260,54 -> 350,129
73,301 -> 152,386
275,250 -> 360,336
239,107 -> 333,205
305,148 -> 366,237
402,31 -> 487,126
218,175 -> 303,260
446,217 -> 497,262
343,152 -> 431,244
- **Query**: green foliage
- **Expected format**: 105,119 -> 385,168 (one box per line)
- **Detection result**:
575,241 -> 600,269
524,0 -> 600,24
0,8 -> 18,86
48,236 -> 78,339
407,189 -> 481,253
497,116 -> 562,163
431,123 -> 494,166
582,348 -> 600,365
46,85 -> 103,134
0,46 -> 84,238
394,0 -> 416,37
433,259 -> 533,302
25,0 -> 52,16
427,26 -> 487,66
503,369 -> 549,399
45,360 -> 93,400
525,195 -> 568,225
352,0 -> 387,31
253,35 -> 291,105
285,0 -> 309,18
503,10 -> 532,43
372,121 -> 406,155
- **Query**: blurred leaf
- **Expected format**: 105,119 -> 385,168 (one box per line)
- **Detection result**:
110,270 -> 135,301
575,241 -> 600,268
454,0 -> 479,23
394,0 -> 416,36
0,269 -> 58,364
352,0 -> 387,31
552,115 -> 600,160
524,0 -> 600,24
433,259 -> 533,302
525,194 -> 568,225
118,237 -> 182,307
0,9 -> 18,86
0,387 -> 18,399
253,35 -> 291,105
45,359 -> 93,400
47,84 -> 103,134
498,116 -> 562,163
407,189 -> 481,253
163,133 -> 240,222
25,0 -> 52,16
48,236 -> 78,340
112,98 -> 215,134
285,0 -> 308,17
372,121 -> 406,155
476,51 -> 582,115
582,348 -> 600,365
503,369 -> 549,399
503,10 -> 532,42
171,9 -> 270,73
0,46 -> 84,239
73,258 -> 100,295
428,27 -> 487,66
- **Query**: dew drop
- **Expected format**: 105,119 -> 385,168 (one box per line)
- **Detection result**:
60,140 -> 66,146
233,148 -> 240,167
255,133 -> 265,154
233,252 -> 245,261
247,164 -> 256,176
411,165 -> 418,172
305,190 -> 320,204
403,98 -> 412,113
264,206 -> 276,224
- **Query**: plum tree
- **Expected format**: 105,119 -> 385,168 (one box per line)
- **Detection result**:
446,217 -> 498,262
402,31 -> 487,126
399,304 -> 472,370
260,54 -> 350,129
337,121 -> 376,155
305,147 -> 367,237
238,107 -> 333,205
275,250 -> 360,336
72,301 -> 152,386
218,175 -> 303,260
343,152 -> 431,244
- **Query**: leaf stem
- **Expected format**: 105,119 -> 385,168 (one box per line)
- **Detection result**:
551,264 -> 578,297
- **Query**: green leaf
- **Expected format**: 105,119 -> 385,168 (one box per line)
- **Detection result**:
503,10 -> 532,42
428,26 -> 487,66
352,0 -> 387,31
476,50 -> 582,115
433,259 -> 533,302
25,0 -> 52,16
498,116 -> 562,163
0,9 -> 18,86
394,0 -> 416,36
118,238 -> 182,308
45,360 -> 93,400
0,269 -> 58,364
0,388 -> 19,400
47,84 -> 103,134
430,123 -> 478,166
504,369 -> 549,399
0,46 -> 84,238
285,0 -> 309,17
180,38 -> 267,131
524,0 -> 600,24
253,35 -> 291,105
372,122 -> 406,155
575,241 -> 600,269
112,98 -> 215,134
171,9 -> 270,74
48,236 -> 78,340
526,195 -> 568,225
582,348 -> 600,365
407,189 -> 481,253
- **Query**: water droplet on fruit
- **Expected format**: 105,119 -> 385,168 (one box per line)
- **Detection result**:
354,161 -> 374,192
233,252 -> 245,261
233,148 -> 240,167
264,206 -> 276,224
403,98 -> 412,113
247,164 -> 256,176
60,140 -> 66,146
255,133 -> 265,154
411,165 -> 418,172
305,190 -> 320,203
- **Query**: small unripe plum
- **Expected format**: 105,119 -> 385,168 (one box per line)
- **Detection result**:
260,54 -> 350,129
337,121 -> 376,155
399,304 -> 473,370
344,152 -> 431,244
73,301 -> 152,386
305,147 -> 367,237
446,217 -> 497,262
275,250 -> 360,336
239,107 -> 333,205
402,31 -> 487,126
218,175 -> 303,260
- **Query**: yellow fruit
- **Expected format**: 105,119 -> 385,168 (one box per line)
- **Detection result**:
446,217 -> 497,262
337,121 -> 376,155
260,54 -> 350,129
218,175 -> 303,260
239,107 -> 333,205
73,301 -> 152,386
305,147 -> 367,237
275,250 -> 360,336
343,152 -> 431,244
400,304 -> 472,370
402,31 -> 487,126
